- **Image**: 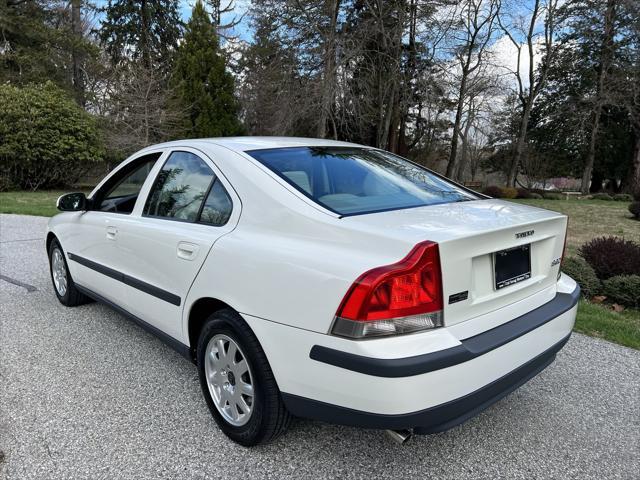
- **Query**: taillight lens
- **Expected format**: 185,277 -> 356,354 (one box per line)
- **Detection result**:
332,241 -> 444,339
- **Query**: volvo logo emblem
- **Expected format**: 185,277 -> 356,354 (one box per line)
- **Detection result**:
515,230 -> 534,239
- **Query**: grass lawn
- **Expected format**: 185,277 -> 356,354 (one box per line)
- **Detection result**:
0,190 -> 90,217
512,198 -> 640,256
1,191 -> 639,349
576,301 -> 640,350
513,198 -> 639,349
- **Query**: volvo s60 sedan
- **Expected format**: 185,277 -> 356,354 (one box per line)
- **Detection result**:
47,137 -> 579,446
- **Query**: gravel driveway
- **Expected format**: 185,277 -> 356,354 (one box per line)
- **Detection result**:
1,213 -> 638,480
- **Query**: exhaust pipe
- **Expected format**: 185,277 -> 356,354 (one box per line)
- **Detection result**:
385,429 -> 412,445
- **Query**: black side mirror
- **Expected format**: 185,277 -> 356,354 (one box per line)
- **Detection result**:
57,192 -> 88,212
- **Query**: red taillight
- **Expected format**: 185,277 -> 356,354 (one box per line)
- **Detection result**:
332,241 -> 444,338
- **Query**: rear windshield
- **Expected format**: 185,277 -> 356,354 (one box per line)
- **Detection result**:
247,146 -> 480,216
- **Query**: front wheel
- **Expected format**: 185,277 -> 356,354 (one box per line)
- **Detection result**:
48,239 -> 89,306
197,309 -> 291,446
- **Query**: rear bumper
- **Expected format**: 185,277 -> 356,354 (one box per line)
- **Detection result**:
242,276 -> 579,430
283,333 -> 570,433
309,284 -> 580,378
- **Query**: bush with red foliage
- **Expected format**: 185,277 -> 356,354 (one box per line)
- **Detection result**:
579,236 -> 640,280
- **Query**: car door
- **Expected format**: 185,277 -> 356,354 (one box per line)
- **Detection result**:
65,152 -> 163,305
112,148 -> 240,341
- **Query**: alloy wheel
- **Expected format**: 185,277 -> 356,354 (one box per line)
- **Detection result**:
204,334 -> 255,427
51,248 -> 68,296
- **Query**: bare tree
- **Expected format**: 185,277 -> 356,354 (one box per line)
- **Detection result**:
98,63 -> 184,156
330,0 -> 406,148
286,0 -> 343,138
206,0 -> 245,39
456,71 -> 499,180
444,0 -> 500,181
498,0 -> 560,187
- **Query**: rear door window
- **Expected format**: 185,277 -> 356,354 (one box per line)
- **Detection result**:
143,151 -> 214,222
143,150 -> 234,225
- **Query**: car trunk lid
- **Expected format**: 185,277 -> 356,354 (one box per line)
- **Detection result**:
340,199 -> 567,326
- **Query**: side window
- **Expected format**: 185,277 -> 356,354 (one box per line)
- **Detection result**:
96,153 -> 161,214
199,180 -> 233,226
143,151 -> 214,222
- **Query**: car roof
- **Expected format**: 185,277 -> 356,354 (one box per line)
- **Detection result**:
139,137 -> 365,154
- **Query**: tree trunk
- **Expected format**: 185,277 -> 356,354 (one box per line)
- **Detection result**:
387,101 -> 401,153
396,0 -> 417,154
580,0 -> 616,194
446,74 -> 468,179
140,0 -> 151,69
71,0 -> 84,106
378,86 -> 396,149
582,101 -> 604,194
507,101 -> 533,187
456,112 -> 474,181
316,0 -> 341,139
589,169 -> 603,193
630,133 -> 640,197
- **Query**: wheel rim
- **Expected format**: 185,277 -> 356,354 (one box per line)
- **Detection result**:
51,248 -> 68,296
204,334 -> 255,427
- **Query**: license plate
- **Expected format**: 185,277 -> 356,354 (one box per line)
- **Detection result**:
494,244 -> 531,290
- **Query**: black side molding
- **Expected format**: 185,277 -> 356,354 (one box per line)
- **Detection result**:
75,284 -> 192,361
68,253 -> 181,306
285,333 -> 571,433
310,285 -> 580,377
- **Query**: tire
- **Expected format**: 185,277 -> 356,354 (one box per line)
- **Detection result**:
48,238 -> 89,307
197,308 -> 291,446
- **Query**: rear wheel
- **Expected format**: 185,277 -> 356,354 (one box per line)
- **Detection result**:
48,239 -> 89,306
197,309 -> 291,446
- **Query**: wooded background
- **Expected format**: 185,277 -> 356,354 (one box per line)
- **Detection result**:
0,0 -> 638,194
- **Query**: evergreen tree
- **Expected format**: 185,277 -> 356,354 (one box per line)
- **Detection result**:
98,0 -> 184,153
0,0 -> 95,96
99,0 -> 182,70
529,0 -> 638,192
171,0 -> 243,138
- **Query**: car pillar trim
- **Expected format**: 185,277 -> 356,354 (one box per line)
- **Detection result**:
310,285 -> 580,378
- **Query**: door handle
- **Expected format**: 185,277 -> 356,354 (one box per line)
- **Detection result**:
106,226 -> 118,240
177,242 -> 199,261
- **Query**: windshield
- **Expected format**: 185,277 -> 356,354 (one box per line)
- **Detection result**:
247,146 -> 480,216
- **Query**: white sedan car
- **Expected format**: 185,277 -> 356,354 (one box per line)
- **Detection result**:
47,137 -> 579,446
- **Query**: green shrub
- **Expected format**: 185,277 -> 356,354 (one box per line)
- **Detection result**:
529,192 -> 543,199
592,193 -> 613,201
500,187 -> 518,199
561,256 -> 601,298
482,185 -> 503,198
0,82 -> 104,191
629,201 -> 640,219
613,193 -> 632,202
579,236 -> 640,280
602,275 -> 640,307
543,192 -> 564,200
